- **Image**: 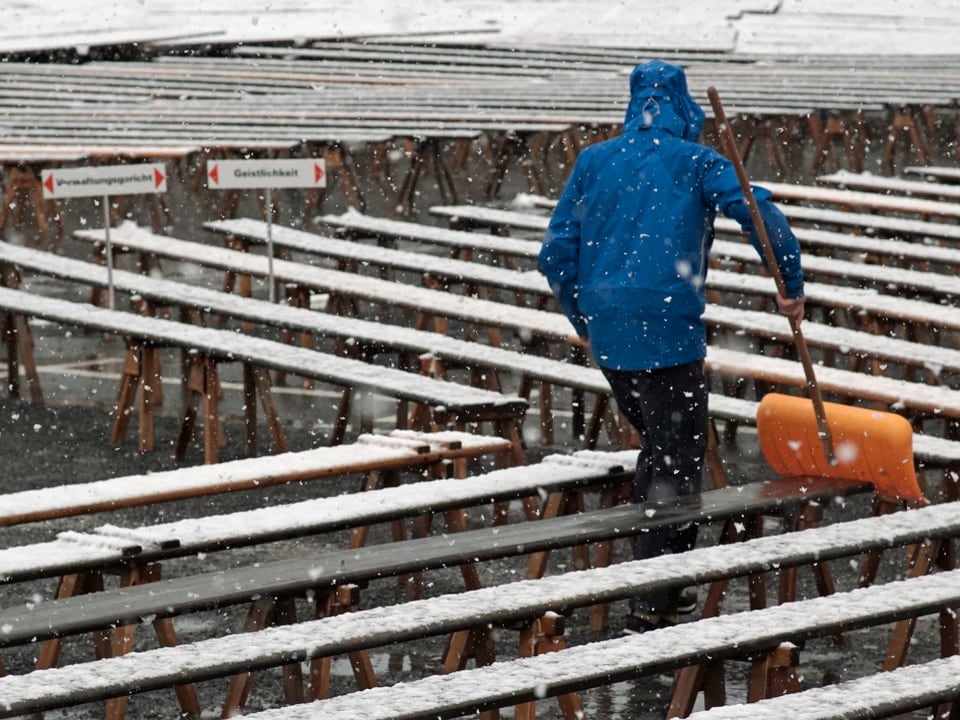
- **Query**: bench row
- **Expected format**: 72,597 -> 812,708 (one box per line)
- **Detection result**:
1,492 -> 955,718
8,234 -> 960,455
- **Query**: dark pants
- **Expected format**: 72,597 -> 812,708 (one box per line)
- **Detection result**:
601,360 -> 708,614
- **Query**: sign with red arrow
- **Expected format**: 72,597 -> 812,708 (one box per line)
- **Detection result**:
41,163 -> 168,199
206,158 -> 326,190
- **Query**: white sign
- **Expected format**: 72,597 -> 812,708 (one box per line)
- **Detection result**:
41,163 -> 167,199
206,158 -> 326,190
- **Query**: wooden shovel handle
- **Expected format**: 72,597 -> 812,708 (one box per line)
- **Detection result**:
706,86 -> 835,463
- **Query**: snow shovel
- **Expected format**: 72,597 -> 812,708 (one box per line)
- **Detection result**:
707,87 -> 924,504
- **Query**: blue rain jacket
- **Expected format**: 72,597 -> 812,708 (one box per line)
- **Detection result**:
539,60 -> 804,371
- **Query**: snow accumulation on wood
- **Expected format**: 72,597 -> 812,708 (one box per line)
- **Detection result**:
0,430 -> 482,527
0,448 -> 635,581
683,655 -> 960,718
2,501 -> 957,715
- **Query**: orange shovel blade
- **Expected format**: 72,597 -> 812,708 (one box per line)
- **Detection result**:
756,393 -> 924,502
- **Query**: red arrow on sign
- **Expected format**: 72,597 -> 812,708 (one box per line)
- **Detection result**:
314,163 -> 325,183
43,173 -> 55,195
154,167 -> 165,189
208,164 -> 219,185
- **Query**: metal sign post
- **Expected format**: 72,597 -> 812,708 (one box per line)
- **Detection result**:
42,163 -> 168,309
206,158 -> 327,303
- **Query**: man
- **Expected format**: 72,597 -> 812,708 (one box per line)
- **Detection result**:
538,60 -> 805,634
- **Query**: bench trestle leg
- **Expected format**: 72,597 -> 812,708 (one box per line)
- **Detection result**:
307,585 -> 376,701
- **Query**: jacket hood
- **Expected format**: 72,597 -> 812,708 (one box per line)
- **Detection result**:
623,60 -> 705,141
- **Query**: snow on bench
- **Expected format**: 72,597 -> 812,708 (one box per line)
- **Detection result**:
430,203 -> 550,235
715,214 -> 960,272
71,222 -> 580,345
3,500 -> 956,718
711,228 -> 960,300
0,448 -> 635,584
201,217 -> 960,386
316,207 -> 541,261
763,180 -> 960,221
430,202 -> 960,303
232,566 -> 960,720
9,238 -> 960,459
777,202 -> 960,244
705,344 -> 960,426
905,165 -> 960,185
818,169 -> 960,202
202,216 -> 543,298
0,429 -> 509,531
0,285 -> 529,463
684,655 -> 960,719
426,202 -> 960,339
0,469 -> 882,654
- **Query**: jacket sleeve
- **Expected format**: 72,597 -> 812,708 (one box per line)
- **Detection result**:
539,161 -> 590,337
705,154 -> 805,299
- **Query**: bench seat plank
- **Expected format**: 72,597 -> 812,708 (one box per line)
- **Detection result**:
763,181 -> 960,221
0,450 -> 635,584
203,217 -> 543,296
2,500 -> 957,716
0,474 -> 875,650
0,285 -> 527,417
0,430 -> 506,529
232,567 -> 960,720
818,170 -> 960,202
685,655 -> 960,719
778,202 -> 960,244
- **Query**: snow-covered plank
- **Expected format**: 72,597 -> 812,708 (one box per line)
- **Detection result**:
0,449 -> 634,583
706,345 -> 960,420
246,569 -> 960,718
0,429 -> 507,528
685,656 -> 960,718
2,500 -> 957,717
764,181 -> 960,220
778,203 -> 960,245
9,234 -> 960,459
905,165 -> 960,185
0,285 -> 528,416
716,215 -> 960,271
0,472 -> 876,651
818,169 -> 960,202
203,217 -> 546,296
318,208 -> 542,259
72,222 -> 580,342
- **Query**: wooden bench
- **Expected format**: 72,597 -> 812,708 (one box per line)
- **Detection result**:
0,284 -> 529,464
199,562 -> 960,720
0,429 -> 511,530
817,169 -> 960,202
428,201 -> 960,302
0,447 -> 634,585
426,202 -> 960,344
0,448 -> 635,720
762,180 -> 960,222
2,497 -> 955,719
905,165 -> 960,184
684,655 -> 960,719
53,226 -> 960,439
202,216 -> 545,304
72,222 -> 580,349
709,227 -> 960,302
714,214 -> 960,273
776,202 -> 960,245
205,215 -> 960,383
319,208 -> 541,264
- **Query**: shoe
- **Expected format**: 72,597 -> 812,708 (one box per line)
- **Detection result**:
623,611 -> 679,635
676,586 -> 698,615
